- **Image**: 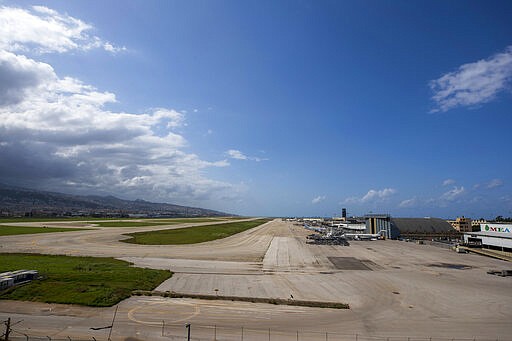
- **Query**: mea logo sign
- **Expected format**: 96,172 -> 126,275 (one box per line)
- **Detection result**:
484,225 -> 511,233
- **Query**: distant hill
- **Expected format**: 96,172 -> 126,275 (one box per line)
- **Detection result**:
0,183 -> 230,217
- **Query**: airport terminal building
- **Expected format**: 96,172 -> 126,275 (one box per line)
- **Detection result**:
464,224 -> 512,252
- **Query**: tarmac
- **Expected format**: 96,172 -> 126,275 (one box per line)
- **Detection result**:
0,219 -> 511,340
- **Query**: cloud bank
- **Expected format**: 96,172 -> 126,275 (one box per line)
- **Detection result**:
0,5 -> 236,205
0,6 -> 126,54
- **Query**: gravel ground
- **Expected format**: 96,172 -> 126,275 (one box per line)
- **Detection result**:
1,219 -> 511,340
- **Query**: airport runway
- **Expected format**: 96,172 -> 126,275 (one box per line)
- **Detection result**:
1,219 -> 511,340
0,218 -> 274,261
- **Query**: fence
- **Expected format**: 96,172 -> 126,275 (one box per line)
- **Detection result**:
3,336 -> 95,341
3,320 -> 510,341
159,322 -> 508,341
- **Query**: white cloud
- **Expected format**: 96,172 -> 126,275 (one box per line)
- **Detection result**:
0,50 -> 55,105
473,178 -> 504,190
361,188 -> 396,202
342,197 -> 359,205
0,6 -> 238,206
0,5 -> 125,54
225,149 -> 268,162
103,42 -> 126,54
442,179 -> 455,186
226,149 -> 248,160
430,46 -> 512,112
152,108 -> 185,128
399,197 -> 418,208
486,178 -> 503,189
343,188 -> 396,204
440,186 -> 466,201
312,195 -> 326,204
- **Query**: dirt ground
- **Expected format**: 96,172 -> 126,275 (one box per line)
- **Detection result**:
1,219 -> 511,340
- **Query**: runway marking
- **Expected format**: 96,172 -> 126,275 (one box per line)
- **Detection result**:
126,297 -> 311,327
127,299 -> 200,325
192,301 -> 308,314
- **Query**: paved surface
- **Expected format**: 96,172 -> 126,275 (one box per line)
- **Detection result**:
0,219 -> 273,261
1,219 -> 512,340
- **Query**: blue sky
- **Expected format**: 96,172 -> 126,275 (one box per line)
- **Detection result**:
0,1 -> 511,218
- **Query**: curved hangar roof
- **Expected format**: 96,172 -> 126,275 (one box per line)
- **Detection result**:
391,218 -> 455,234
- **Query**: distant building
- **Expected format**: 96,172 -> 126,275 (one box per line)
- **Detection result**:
471,219 -> 487,229
464,224 -> 512,252
364,214 -> 392,238
390,217 -> 457,239
447,216 -> 472,232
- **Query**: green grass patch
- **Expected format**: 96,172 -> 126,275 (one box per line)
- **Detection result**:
122,219 -> 270,245
145,218 -> 229,223
0,225 -> 86,236
0,254 -> 172,306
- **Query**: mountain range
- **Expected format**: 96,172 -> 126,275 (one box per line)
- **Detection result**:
0,183 -> 230,217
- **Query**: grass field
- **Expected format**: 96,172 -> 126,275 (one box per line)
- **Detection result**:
122,219 -> 270,245
0,225 -> 86,236
145,218 -> 237,223
0,254 -> 172,306
91,218 -> 230,227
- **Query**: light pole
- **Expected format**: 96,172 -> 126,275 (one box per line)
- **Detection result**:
107,305 -> 118,341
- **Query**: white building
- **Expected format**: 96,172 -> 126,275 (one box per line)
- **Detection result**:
463,224 -> 512,252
